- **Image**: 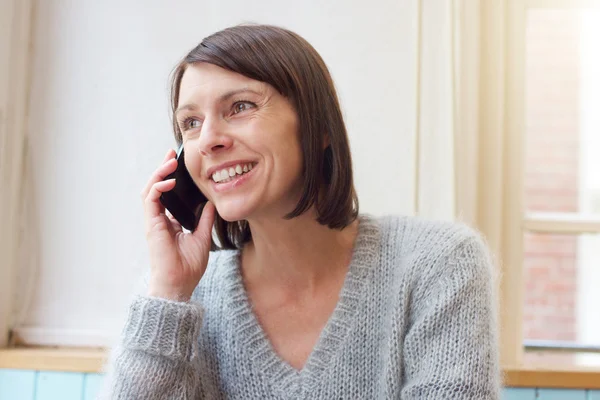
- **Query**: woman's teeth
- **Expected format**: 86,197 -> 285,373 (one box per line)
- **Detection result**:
212,163 -> 254,183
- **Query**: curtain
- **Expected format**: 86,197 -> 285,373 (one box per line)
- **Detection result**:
0,0 -> 35,347
416,0 -> 484,223
416,0 -> 504,239
415,0 -> 458,221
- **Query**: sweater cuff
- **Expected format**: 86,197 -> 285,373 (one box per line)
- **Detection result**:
121,295 -> 204,363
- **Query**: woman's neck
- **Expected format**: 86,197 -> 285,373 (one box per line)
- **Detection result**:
241,210 -> 359,294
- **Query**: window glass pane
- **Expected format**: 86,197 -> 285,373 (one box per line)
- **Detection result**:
523,7 -> 600,368
523,231 -> 600,367
524,9 -> 600,215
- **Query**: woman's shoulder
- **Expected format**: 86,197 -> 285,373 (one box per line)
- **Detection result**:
367,214 -> 496,307
370,213 -> 483,251
369,214 -> 493,277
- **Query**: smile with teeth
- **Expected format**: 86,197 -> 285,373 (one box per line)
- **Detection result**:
211,162 -> 255,183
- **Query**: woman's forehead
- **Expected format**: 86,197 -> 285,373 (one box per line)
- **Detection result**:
179,63 -> 268,103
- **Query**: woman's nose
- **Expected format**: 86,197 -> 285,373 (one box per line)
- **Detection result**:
197,117 -> 233,156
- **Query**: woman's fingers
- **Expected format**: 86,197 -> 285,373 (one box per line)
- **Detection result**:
166,210 -> 183,234
192,202 -> 216,245
162,148 -> 176,163
140,150 -> 177,201
144,178 -> 176,232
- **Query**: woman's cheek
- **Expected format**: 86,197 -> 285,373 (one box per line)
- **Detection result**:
184,156 -> 205,190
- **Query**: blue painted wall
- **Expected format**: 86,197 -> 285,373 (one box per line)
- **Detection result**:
0,370 -> 101,400
0,369 -> 598,399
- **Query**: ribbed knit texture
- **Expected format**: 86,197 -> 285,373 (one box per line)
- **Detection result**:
99,214 -> 501,399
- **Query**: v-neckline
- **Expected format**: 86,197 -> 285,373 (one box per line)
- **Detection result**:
219,215 -> 381,398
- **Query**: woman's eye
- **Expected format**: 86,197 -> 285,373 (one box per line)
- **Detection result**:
232,101 -> 255,114
180,118 -> 201,131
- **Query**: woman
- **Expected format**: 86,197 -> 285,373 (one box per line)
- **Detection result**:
101,24 -> 501,399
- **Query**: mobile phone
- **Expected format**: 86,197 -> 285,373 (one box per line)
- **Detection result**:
159,144 -> 208,231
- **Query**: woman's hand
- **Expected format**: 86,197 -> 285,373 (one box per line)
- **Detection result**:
141,148 -> 216,302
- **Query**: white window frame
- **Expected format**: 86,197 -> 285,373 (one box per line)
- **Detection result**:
462,0 -> 600,368
491,0 -> 600,367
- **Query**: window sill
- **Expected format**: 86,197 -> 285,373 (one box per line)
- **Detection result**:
503,365 -> 600,389
0,347 -> 106,373
1,348 -> 600,389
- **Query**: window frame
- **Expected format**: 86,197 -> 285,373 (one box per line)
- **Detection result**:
496,0 -> 600,367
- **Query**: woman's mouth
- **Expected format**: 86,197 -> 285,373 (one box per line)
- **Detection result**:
209,161 -> 259,193
211,162 -> 256,183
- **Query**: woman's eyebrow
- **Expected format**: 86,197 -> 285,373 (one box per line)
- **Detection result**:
218,87 -> 263,102
175,88 -> 263,117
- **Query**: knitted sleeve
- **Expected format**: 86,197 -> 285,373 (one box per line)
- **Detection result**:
97,295 -> 204,399
401,234 -> 502,399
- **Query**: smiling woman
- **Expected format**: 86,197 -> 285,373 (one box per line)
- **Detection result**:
176,62 -> 307,228
98,24 -> 501,399
170,25 -> 358,249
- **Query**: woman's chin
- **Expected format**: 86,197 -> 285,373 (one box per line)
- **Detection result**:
214,203 -> 253,223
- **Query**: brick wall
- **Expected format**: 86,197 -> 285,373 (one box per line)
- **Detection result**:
523,10 -> 581,365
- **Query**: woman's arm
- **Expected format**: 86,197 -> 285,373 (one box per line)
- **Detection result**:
98,148 -> 217,399
401,234 -> 502,399
97,295 -> 204,400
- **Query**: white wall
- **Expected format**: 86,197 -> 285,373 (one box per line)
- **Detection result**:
16,0 -> 420,346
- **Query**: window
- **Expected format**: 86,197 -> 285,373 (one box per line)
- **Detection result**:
505,0 -> 600,367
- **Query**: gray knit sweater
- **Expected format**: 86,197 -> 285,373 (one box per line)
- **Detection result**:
100,215 -> 501,399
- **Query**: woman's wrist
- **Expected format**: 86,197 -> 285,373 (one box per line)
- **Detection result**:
147,284 -> 192,302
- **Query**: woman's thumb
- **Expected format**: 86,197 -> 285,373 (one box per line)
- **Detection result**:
193,201 -> 216,245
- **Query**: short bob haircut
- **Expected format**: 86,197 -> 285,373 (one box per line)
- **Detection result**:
169,24 -> 358,250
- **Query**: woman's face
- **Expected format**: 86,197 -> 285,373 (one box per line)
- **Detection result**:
176,62 -> 302,222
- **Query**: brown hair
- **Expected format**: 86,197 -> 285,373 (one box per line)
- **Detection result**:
169,24 -> 358,249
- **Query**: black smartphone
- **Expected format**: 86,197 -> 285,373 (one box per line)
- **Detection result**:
159,144 -> 208,231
